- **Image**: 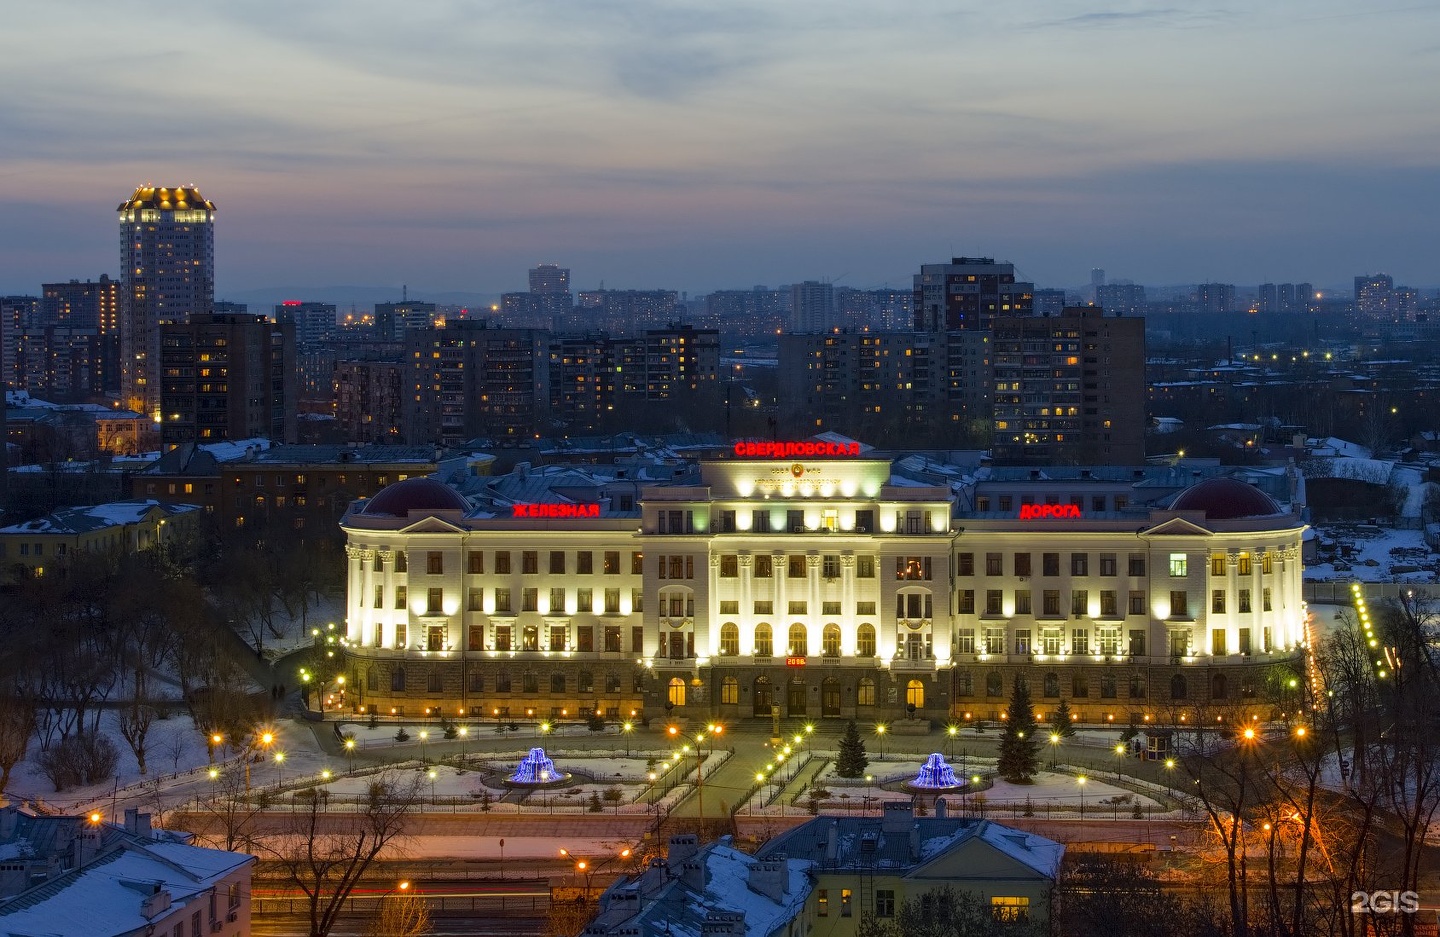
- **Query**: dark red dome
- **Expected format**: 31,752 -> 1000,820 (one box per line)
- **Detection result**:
361,477 -> 469,517
1170,477 -> 1282,519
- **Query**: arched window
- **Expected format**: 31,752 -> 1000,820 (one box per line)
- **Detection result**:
822,624 -> 841,657
986,672 -> 1003,698
551,672 -> 566,694
667,677 -> 686,707
788,623 -> 808,657
906,679 -> 925,709
856,623 -> 876,657
1043,672 -> 1060,698
1170,673 -> 1188,700
1211,673 -> 1228,700
719,623 -> 739,656
721,676 -> 739,705
753,623 -> 773,657
857,677 -> 876,707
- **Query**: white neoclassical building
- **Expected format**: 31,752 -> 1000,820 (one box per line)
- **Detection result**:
339,447 -> 1308,727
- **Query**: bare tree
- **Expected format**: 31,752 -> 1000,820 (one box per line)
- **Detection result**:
260,771 -> 426,937
117,671 -> 158,775
187,765 -> 265,853
0,683 -> 35,792
363,888 -> 431,937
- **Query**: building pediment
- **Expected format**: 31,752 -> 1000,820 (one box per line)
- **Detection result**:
398,515 -> 469,534
1141,515 -> 1213,537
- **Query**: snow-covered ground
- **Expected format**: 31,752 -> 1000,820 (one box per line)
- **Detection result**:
1306,523 -> 1438,583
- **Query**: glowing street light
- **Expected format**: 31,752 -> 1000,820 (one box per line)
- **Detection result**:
1077,775 -> 1087,818
1050,733 -> 1061,769
622,721 -> 634,757
874,723 -> 888,761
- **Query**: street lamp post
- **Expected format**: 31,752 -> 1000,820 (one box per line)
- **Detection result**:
1114,742 -> 1127,782
345,737 -> 356,774
1050,733 -> 1061,769
874,723 -> 888,761
274,751 -> 285,786
458,725 -> 468,764
947,724 -> 959,760
1077,775 -> 1087,818
428,769 -> 438,804
419,730 -> 429,763
622,722 -> 634,757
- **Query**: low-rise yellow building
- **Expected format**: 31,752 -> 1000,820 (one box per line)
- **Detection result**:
0,500 -> 199,580
758,802 -> 1064,934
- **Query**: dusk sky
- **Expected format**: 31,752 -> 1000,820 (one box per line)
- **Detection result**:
3,0 -> 1438,299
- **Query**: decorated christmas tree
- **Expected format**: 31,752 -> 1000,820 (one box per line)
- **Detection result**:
997,675 -> 1041,782
835,720 -> 869,778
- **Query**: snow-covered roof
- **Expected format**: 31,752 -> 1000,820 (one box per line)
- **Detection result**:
0,839 -> 253,936
757,813 -> 1064,881
591,840 -> 810,937
0,500 -> 198,536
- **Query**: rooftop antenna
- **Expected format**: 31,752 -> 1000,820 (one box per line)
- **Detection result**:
403,284 -> 408,302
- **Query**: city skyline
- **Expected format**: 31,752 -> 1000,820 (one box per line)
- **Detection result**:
3,1 -> 1439,296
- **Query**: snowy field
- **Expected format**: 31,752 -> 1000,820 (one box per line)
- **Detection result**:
1306,524 -> 1440,583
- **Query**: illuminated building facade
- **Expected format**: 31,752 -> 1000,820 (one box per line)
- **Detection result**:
340,451 -> 1307,726
118,186 -> 216,418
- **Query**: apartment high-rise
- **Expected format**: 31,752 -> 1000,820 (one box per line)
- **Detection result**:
1095,282 -> 1147,318
913,257 -> 1033,333
118,186 -> 216,417
991,306 -> 1145,465
528,264 -> 570,294
1355,273 -> 1394,320
788,280 -> 837,333
275,300 -> 337,346
158,313 -> 296,446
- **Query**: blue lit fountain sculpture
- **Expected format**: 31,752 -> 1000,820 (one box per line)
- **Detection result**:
902,753 -> 967,796
506,748 -> 571,788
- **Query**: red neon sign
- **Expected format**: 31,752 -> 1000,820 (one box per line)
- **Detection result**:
511,503 -> 600,518
785,656 -> 807,667
733,440 -> 860,459
1018,504 -> 1082,520
281,300 -> 302,306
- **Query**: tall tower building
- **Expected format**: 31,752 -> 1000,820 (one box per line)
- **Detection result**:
990,306 -> 1145,465
159,313 -> 296,446
913,257 -> 1033,333
528,264 -> 571,294
789,281 -> 837,333
118,185 -> 216,417
1354,273 -> 1394,320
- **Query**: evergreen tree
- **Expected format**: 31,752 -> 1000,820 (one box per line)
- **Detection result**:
1050,699 -> 1076,739
836,720 -> 869,778
997,676 -> 1040,783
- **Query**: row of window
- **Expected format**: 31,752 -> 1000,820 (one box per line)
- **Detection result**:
717,600 -> 880,616
365,547 -> 1279,581
370,550 -> 646,576
374,666 -> 646,694
958,550 -> 1275,578
952,624 -> 1273,657
958,670 -> 1258,702
814,889 -> 1028,922
957,587 -> 1273,618
714,622 -> 879,657
372,585 -> 646,614
376,621 -> 649,654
